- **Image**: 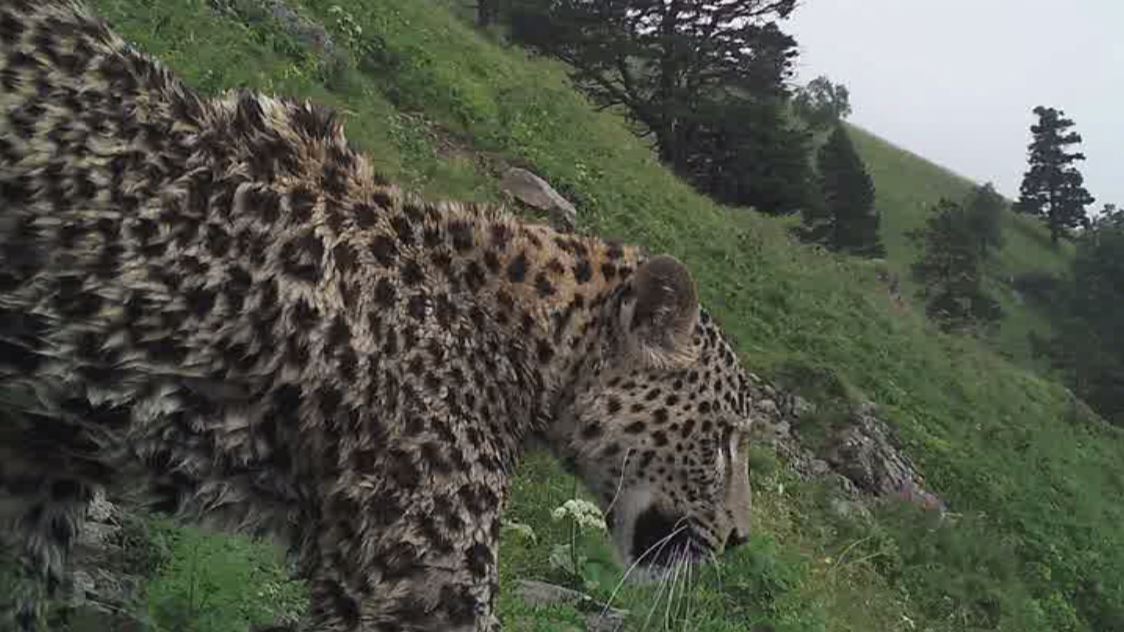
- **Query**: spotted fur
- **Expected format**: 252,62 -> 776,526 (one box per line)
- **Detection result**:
0,2 -> 755,630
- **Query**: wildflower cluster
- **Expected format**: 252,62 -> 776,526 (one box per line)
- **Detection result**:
551,499 -> 607,532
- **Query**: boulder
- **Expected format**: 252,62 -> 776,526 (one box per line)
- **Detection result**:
746,375 -> 946,514
823,403 -> 947,513
211,0 -> 338,58
56,491 -> 152,628
515,579 -> 628,632
500,168 -> 578,230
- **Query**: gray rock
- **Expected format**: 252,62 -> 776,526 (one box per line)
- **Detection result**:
809,459 -> 831,477
86,489 -> 114,522
211,0 -> 337,58
755,398 -> 779,417
821,403 -> 946,513
55,493 -> 151,627
745,376 -> 946,516
516,579 -> 628,632
773,420 -> 791,438
829,497 -> 870,521
500,168 -> 578,230
792,396 -> 815,419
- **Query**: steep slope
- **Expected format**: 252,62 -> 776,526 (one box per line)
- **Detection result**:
33,1 -> 1124,630
849,126 -> 1073,367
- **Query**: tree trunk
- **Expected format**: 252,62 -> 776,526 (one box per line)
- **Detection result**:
652,0 -> 685,172
655,123 -> 687,175
477,0 -> 497,27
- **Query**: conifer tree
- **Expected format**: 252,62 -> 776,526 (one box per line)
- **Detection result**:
509,0 -> 797,167
965,182 -> 1005,258
506,0 -> 810,214
687,97 -> 813,215
910,199 -> 1001,331
801,124 -> 883,257
794,75 -> 851,129
477,0 -> 500,26
1036,204 -> 1124,424
1016,106 -> 1095,244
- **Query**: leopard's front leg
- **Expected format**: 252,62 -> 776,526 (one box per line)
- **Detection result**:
293,435 -> 509,631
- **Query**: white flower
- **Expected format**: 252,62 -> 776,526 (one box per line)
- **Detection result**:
551,498 -> 607,531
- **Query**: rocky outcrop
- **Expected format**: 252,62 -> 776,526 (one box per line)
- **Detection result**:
747,374 -> 946,513
516,579 -> 628,632
210,0 -> 338,58
874,266 -> 908,312
53,491 -> 157,629
823,402 -> 946,511
500,168 -> 579,231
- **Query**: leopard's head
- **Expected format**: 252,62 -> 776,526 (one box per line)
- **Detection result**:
549,255 -> 754,571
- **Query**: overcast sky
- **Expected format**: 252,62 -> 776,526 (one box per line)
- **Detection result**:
787,0 -> 1123,209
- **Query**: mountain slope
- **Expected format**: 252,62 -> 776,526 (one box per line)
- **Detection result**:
849,125 -> 1073,367
33,1 -> 1124,630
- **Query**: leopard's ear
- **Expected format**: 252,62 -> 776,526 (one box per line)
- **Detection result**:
619,255 -> 699,368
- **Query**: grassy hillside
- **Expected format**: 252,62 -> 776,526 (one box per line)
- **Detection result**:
36,0 -> 1124,630
848,126 -> 1073,367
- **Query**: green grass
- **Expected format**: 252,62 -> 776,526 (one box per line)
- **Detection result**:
51,0 -> 1124,629
848,126 -> 1074,367
142,523 -> 306,631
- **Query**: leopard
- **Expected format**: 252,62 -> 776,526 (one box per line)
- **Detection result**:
0,1 -> 756,630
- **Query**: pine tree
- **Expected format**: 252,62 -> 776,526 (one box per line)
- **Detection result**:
1037,210 -> 1124,424
506,0 -> 809,214
477,0 -> 500,26
1016,106 -> 1095,244
794,76 -> 851,129
687,97 -> 814,215
1095,203 -> 1124,228
801,124 -> 883,257
964,183 -> 1005,258
909,199 -> 1001,331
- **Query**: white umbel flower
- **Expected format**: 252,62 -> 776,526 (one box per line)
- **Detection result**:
551,498 -> 607,531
